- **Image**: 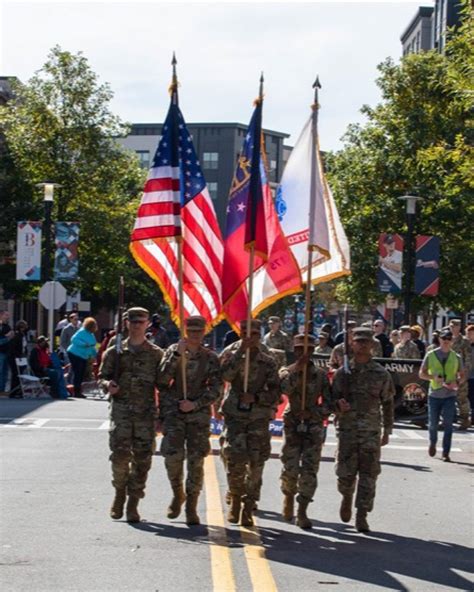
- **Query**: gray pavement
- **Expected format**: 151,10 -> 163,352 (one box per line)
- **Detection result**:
1,397 -> 473,592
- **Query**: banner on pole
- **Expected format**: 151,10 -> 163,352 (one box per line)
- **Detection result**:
54,222 -> 79,280
377,233 -> 403,294
16,221 -> 42,280
415,235 -> 440,296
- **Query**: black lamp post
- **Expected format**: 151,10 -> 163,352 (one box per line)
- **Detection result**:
398,195 -> 423,324
36,182 -> 60,282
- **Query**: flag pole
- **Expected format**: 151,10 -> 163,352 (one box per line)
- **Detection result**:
243,73 -> 264,393
300,76 -> 321,417
171,52 -> 187,399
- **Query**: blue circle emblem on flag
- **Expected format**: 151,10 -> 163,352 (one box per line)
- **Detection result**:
275,185 -> 287,221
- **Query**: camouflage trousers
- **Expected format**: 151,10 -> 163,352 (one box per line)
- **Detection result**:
160,415 -> 211,496
109,407 -> 156,498
222,417 -> 271,502
280,416 -> 325,503
335,429 -> 381,513
456,382 -> 471,421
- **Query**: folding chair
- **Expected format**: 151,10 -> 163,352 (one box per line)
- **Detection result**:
15,358 -> 50,399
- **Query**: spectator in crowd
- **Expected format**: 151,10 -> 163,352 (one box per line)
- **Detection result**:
8,320 -> 29,398
67,317 -> 98,398
314,332 -> 333,354
394,326 -> 421,359
419,328 -> 465,462
334,320 -> 356,346
373,319 -> 393,358
449,318 -> 472,429
426,330 -> 441,353
0,310 -> 13,394
389,330 -> 400,353
28,336 -> 61,398
223,329 -> 239,348
466,325 -> 474,425
59,312 -> 81,362
55,314 -> 69,338
146,313 -> 170,349
411,325 -> 426,358
321,323 -> 335,348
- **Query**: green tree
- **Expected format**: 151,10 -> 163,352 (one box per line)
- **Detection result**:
326,5 -> 474,322
0,46 -> 162,310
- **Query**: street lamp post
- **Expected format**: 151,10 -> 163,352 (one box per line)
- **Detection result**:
36,182 -> 61,341
398,195 -> 423,324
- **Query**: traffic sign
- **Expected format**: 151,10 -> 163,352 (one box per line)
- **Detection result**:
39,281 -> 67,310
386,295 -> 399,310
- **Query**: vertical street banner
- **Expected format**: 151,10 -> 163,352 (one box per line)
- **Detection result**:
16,221 -> 42,280
54,222 -> 80,280
415,235 -> 440,296
377,233 -> 403,294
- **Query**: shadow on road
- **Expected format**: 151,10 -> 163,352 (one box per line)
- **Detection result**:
256,519 -> 473,591
0,397 -> 59,421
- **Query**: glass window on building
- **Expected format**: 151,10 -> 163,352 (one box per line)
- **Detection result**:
136,150 -> 150,169
203,152 -> 219,169
208,182 -> 218,200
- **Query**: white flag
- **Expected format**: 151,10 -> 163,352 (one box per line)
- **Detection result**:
277,114 -> 351,284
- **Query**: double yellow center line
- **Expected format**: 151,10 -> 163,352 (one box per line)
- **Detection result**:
204,455 -> 278,592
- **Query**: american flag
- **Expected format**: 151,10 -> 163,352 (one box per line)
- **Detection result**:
130,97 -> 223,330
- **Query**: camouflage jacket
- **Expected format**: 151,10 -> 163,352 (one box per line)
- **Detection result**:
394,341 -> 421,360
332,359 -> 395,433
451,335 -> 472,371
219,340 -> 280,421
98,338 -> 163,414
329,342 -> 352,369
157,343 -> 222,419
279,361 -> 335,421
314,344 -> 333,355
263,329 -> 293,353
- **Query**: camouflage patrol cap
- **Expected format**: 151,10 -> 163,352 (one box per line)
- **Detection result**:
268,316 -> 281,323
126,307 -> 150,321
399,325 -> 411,333
352,327 -> 374,342
347,320 -> 357,328
449,318 -> 462,325
240,319 -> 262,333
185,315 -> 206,330
294,334 -> 316,348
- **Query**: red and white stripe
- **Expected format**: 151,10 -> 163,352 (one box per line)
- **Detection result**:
131,166 -> 223,329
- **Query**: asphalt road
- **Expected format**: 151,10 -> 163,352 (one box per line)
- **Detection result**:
1,397 -> 473,592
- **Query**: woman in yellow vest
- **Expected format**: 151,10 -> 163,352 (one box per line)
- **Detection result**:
419,328 -> 465,462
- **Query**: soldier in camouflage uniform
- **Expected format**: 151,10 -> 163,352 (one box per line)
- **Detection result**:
157,316 -> 222,526
220,319 -> 280,527
393,326 -> 421,359
332,327 -> 394,533
263,316 -> 293,363
449,319 -> 472,429
99,307 -> 163,523
314,332 -> 333,355
279,334 -> 334,529
329,322 -> 355,369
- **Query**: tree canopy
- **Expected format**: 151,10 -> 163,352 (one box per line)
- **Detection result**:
0,46 -> 162,310
326,4 -> 474,318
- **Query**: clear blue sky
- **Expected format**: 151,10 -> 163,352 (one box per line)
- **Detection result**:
1,1 -> 426,150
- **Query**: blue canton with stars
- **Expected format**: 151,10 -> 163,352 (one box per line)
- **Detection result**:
151,103 -> 206,205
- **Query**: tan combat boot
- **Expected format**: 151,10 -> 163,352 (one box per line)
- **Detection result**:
227,495 -> 241,524
126,496 -> 141,523
355,510 -> 370,533
282,494 -> 294,522
167,486 -> 186,519
339,495 -> 353,523
241,498 -> 254,527
296,499 -> 312,530
185,495 -> 200,526
110,489 -> 126,520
